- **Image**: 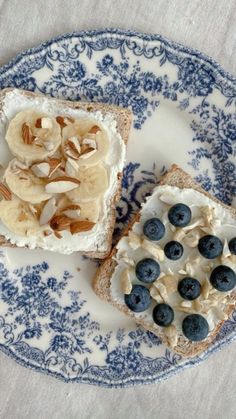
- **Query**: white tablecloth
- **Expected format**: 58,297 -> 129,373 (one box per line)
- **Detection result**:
0,1 -> 236,418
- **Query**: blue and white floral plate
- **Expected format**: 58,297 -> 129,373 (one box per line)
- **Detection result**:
0,29 -> 236,387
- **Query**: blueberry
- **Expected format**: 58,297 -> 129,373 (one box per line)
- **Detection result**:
124,284 -> 151,312
198,235 -> 223,259
143,218 -> 165,241
178,277 -> 201,300
168,203 -> 191,227
229,237 -> 236,255
164,241 -> 183,260
153,303 -> 174,327
135,258 -> 160,283
182,314 -> 209,341
210,265 -> 236,292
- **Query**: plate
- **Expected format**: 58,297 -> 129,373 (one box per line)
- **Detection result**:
0,29 -> 236,387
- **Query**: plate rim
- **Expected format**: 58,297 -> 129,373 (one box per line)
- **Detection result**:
0,27 -> 236,387
0,28 -> 236,85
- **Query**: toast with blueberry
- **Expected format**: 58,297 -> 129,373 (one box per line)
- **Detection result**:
93,165 -> 236,357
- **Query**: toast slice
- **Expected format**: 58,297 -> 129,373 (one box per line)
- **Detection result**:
0,88 -> 132,258
93,165 -> 236,357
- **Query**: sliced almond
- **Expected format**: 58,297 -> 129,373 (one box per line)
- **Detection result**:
82,138 -> 97,149
183,218 -> 204,232
22,123 -> 35,144
50,214 -> 72,231
54,231 -> 62,239
150,285 -> 163,303
183,229 -> 201,247
173,228 -> 186,241
128,231 -> 141,250
165,325 -> 178,348
56,116 -> 74,128
12,160 -> 29,171
142,238 -> 164,261
160,274 -> 178,294
31,162 -> 50,178
48,158 -> 61,177
88,125 -> 101,134
120,268 -> 132,294
41,117 -> 53,129
202,278 -> 212,299
0,182 -> 12,200
35,118 -> 42,128
65,158 -> 78,177
70,220 -> 95,234
39,197 -> 57,226
79,147 -> 97,159
45,176 -> 80,193
62,204 -> 81,219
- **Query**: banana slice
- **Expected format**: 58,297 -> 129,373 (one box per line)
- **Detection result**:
0,197 -> 40,236
62,119 -> 109,166
5,159 -> 52,204
66,163 -> 109,202
6,110 -> 62,164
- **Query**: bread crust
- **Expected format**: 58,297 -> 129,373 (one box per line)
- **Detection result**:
93,164 -> 236,357
0,88 -> 132,258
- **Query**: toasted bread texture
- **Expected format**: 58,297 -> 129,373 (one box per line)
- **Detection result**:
93,164 -> 236,357
0,88 -> 132,258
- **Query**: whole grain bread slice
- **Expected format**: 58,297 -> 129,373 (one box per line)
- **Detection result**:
93,164 -> 236,357
0,88 -> 132,259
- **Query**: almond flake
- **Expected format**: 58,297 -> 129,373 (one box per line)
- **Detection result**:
150,285 -> 163,303
63,204 -> 81,219
154,282 -> 169,303
70,220 -> 95,234
22,123 -> 35,144
213,307 -> 227,321
181,300 -> 192,308
142,238 -> 164,261
50,214 -> 72,231
41,117 -> 53,129
12,160 -> 29,171
159,274 -> 178,293
48,158 -> 62,177
65,136 -> 81,160
45,176 -> 80,193
164,325 -> 178,348
183,218 -> 204,232
54,231 -> 62,239
174,305 -> 193,314
31,162 -> 50,178
82,138 -> 97,149
120,268 -> 132,294
65,158 -> 79,177
128,231 -> 141,250
88,125 -> 101,134
40,197 -> 57,226
79,148 -> 97,159
170,224 -> 176,232
183,229 -> 201,247
223,239 -> 231,258
35,118 -> 42,128
178,269 -> 187,275
173,228 -> 185,241
56,116 -> 74,128
0,182 -> 11,200
201,278 -> 212,299
29,204 -> 37,215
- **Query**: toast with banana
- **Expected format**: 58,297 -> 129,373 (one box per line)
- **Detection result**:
0,88 -> 132,257
93,165 -> 236,357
